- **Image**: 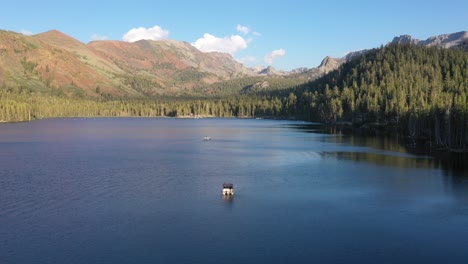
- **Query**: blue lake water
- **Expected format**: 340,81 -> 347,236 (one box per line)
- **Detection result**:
1,118 -> 467,264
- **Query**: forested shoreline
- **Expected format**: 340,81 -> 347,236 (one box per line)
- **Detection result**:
1,44 -> 467,151
288,44 -> 468,151
0,90 -> 289,120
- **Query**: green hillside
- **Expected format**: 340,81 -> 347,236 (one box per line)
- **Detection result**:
291,44 -> 468,150
1,43 -> 467,151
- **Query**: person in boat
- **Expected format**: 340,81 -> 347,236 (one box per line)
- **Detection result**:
222,183 -> 234,195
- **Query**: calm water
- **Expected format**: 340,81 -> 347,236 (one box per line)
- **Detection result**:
1,118 -> 467,264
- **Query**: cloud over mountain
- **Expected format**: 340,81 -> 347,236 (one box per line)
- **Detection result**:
192,33 -> 248,55
91,33 -> 109,41
237,56 -> 257,64
20,29 -> 33,36
264,49 -> 286,64
236,24 -> 250,35
123,25 -> 169,42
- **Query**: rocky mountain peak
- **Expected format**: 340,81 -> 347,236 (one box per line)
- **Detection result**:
318,56 -> 333,67
259,66 -> 284,76
422,31 -> 468,48
318,56 -> 344,74
290,67 -> 309,74
391,34 -> 419,45
35,29 -> 85,48
391,31 -> 468,48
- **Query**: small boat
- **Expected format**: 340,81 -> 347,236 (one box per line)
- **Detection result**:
203,136 -> 211,141
222,183 -> 234,196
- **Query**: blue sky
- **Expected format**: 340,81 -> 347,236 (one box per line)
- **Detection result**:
1,0 -> 467,70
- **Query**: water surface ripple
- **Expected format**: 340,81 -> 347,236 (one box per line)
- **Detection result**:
1,118 -> 467,264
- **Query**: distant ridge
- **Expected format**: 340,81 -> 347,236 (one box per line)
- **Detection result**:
321,31 -> 468,76
392,31 -> 468,48
0,29 -> 466,98
0,29 -> 256,97
249,31 -> 468,81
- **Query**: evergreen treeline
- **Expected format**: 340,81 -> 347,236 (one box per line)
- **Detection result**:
0,89 -> 287,121
290,44 -> 468,151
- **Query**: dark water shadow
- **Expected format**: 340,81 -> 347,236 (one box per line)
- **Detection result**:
286,123 -> 468,178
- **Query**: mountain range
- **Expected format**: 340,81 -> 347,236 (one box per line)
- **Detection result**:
252,31 -> 468,80
0,30 -> 466,98
391,31 -> 468,48
0,29 -> 255,97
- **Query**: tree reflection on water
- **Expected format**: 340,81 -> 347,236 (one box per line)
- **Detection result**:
288,123 -> 468,178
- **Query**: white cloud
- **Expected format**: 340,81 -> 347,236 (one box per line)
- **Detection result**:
192,33 -> 248,55
21,29 -> 33,36
253,31 -> 262,37
237,56 -> 257,64
264,49 -> 286,64
123,25 -> 169,42
91,34 -> 109,41
236,24 -> 250,35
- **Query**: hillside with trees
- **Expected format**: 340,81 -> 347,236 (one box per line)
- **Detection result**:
290,44 -> 468,151
0,29 -> 260,97
1,42 -> 467,151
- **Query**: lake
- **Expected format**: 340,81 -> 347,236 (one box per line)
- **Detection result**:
1,118 -> 467,264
